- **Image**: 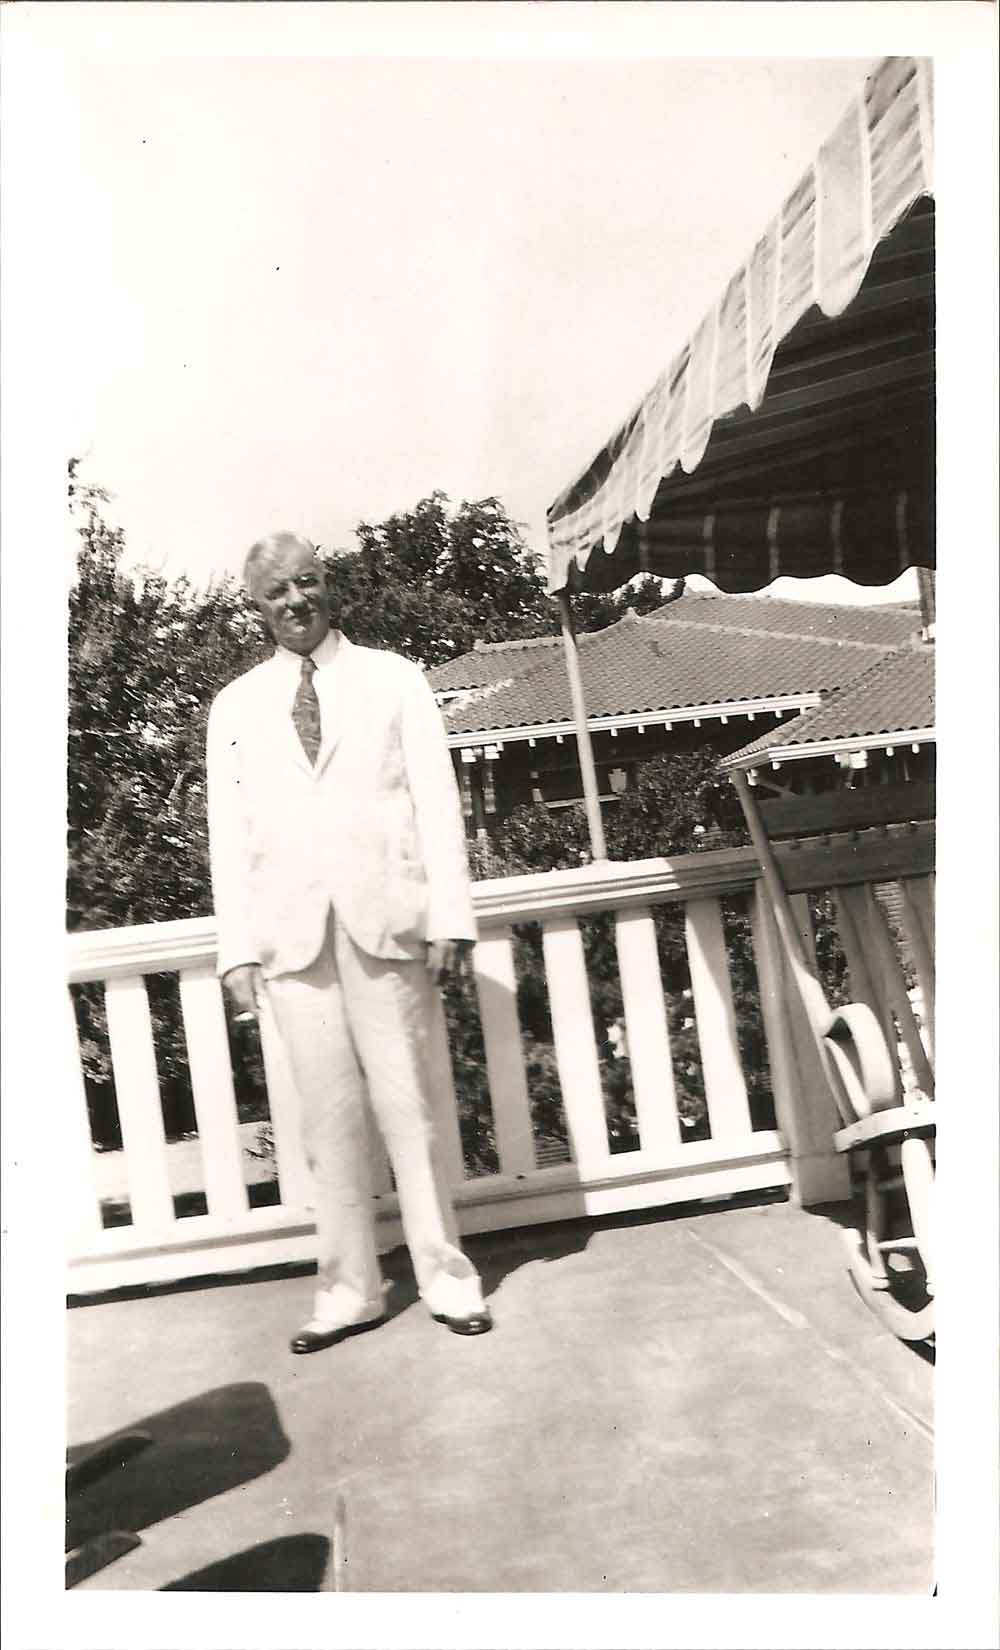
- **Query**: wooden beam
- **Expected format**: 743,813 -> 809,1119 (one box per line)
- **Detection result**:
758,780 -> 935,839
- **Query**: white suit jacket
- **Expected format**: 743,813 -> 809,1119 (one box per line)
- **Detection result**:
206,634 -> 477,979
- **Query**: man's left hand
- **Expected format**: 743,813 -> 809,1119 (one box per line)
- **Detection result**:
426,938 -> 475,986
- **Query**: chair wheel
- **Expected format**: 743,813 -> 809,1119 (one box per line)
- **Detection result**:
843,1139 -> 934,1344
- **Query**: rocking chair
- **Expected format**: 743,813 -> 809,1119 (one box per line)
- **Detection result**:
731,769 -> 935,1344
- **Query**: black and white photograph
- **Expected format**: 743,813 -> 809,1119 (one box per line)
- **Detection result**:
1,3 -> 997,1647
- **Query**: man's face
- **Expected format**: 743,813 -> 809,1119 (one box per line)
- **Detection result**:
251,541 -> 333,655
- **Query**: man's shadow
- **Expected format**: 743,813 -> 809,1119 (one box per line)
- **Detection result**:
162,1533 -> 331,1591
66,1381 -> 290,1559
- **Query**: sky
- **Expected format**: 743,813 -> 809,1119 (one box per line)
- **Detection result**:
62,41 -> 925,604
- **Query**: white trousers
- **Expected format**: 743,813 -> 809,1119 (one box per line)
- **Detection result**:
265,913 -> 478,1305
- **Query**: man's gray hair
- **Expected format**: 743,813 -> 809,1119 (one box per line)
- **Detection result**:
243,531 -> 321,590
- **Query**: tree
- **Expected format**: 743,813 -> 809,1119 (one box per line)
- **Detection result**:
322,493 -> 684,665
317,492 -> 549,666
574,575 -> 686,634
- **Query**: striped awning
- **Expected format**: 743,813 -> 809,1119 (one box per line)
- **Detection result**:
545,57 -> 935,596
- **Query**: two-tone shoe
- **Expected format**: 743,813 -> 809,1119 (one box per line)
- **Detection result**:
423,1271 -> 494,1337
289,1285 -> 386,1354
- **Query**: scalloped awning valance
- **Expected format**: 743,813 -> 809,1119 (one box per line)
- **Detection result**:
545,57 -> 935,596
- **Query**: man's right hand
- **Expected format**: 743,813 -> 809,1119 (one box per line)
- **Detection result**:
223,964 -> 263,1022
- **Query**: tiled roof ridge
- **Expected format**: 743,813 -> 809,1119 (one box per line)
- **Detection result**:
442,675 -> 517,711
471,635 -> 560,654
437,621 -> 641,717
641,616 -> 901,651
816,638 -> 931,685
434,623 -> 621,708
787,642 -> 932,709
668,593 -> 920,614
434,593 -> 917,678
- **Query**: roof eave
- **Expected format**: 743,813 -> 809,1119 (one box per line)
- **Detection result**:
445,692 -> 823,750
721,724 -> 937,772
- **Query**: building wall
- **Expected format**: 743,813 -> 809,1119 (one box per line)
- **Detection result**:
452,715 -> 790,837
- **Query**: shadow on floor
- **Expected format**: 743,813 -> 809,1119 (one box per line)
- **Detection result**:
376,1192 -> 793,1319
467,1186 -> 795,1309
376,1211 -> 602,1319
70,1185 -> 795,1318
66,1381 -> 290,1553
162,1533 -> 331,1592
67,1257 -> 319,1310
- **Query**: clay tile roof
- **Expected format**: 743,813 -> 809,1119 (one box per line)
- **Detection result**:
720,644 -> 935,768
430,593 -> 922,740
426,634 -> 559,692
639,593 -> 921,649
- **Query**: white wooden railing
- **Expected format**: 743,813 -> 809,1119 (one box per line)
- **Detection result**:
66,826 -> 934,1293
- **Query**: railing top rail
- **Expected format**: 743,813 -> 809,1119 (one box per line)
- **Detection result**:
472,846 -> 762,923
68,914 -> 219,984
67,824 -> 933,983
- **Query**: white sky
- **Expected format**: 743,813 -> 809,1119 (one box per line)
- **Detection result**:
62,41 -> 926,603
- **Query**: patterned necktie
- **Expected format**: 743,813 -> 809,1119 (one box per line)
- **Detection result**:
292,656 -> 322,764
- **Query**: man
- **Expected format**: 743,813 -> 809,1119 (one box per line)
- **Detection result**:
206,531 -> 492,1352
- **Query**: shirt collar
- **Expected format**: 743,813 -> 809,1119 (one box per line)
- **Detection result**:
274,629 -> 343,673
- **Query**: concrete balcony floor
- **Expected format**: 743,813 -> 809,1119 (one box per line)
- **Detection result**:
66,1193 -> 933,1593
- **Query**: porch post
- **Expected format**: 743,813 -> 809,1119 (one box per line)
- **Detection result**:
556,587 -> 607,862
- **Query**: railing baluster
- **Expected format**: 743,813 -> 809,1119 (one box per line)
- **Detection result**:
256,998 -> 313,1211
177,965 -> 248,1218
614,907 -> 680,1158
66,989 -> 103,1245
541,916 -> 609,1174
473,929 -> 536,1177
684,897 -> 753,1145
103,975 -> 174,1232
749,889 -> 802,1145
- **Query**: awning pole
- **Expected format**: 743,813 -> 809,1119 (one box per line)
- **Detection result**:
556,587 -> 608,862
916,568 -> 936,633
